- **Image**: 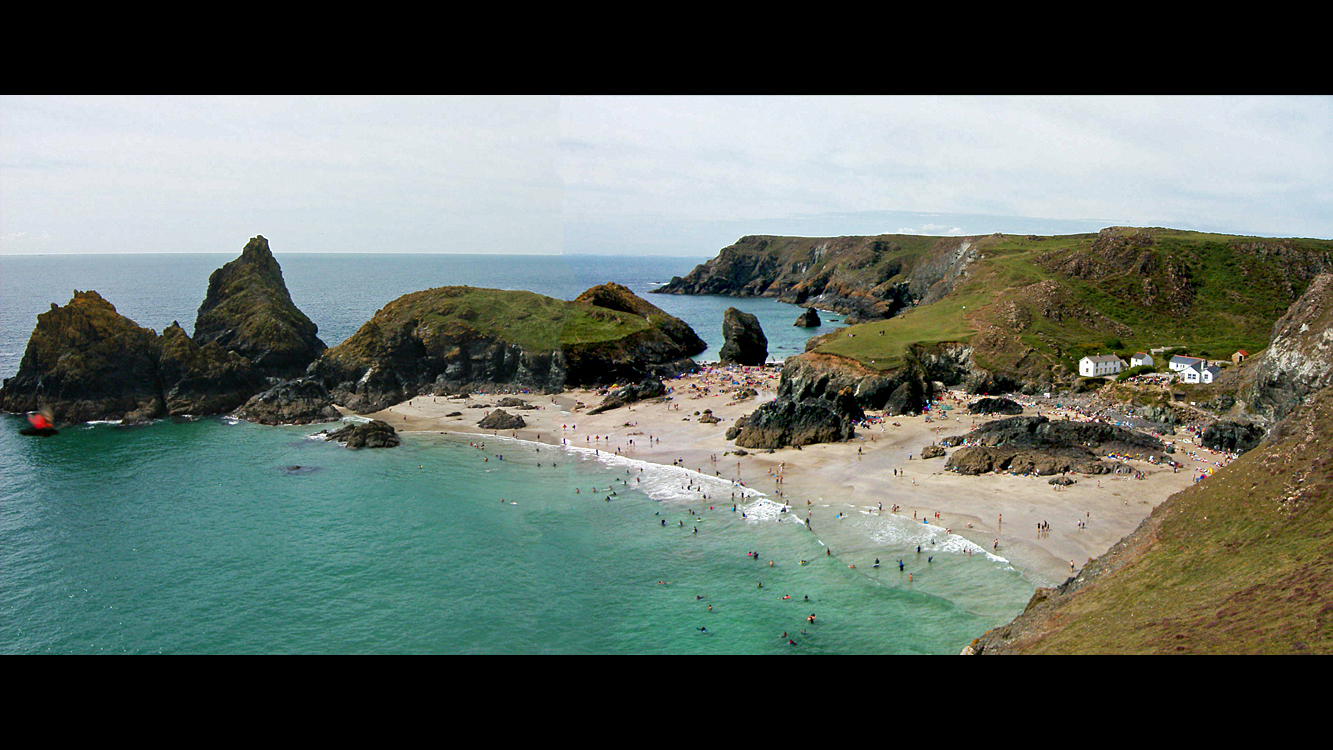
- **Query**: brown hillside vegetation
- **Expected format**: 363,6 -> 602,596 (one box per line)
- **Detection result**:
969,385 -> 1333,654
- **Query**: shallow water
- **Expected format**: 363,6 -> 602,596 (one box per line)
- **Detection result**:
0,253 -> 1032,653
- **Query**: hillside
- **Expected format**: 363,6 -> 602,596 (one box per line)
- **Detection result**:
664,228 -> 1333,393
967,382 -> 1333,654
308,283 -> 706,412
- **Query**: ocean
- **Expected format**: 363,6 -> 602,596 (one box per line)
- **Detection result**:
0,253 -> 1034,654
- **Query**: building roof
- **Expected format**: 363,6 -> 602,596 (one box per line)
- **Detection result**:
1171,354 -> 1205,365
1082,354 -> 1121,363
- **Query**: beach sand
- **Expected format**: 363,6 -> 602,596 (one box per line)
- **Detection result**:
368,366 -> 1225,587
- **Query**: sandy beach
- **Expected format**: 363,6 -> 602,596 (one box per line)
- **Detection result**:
368,365 -> 1231,587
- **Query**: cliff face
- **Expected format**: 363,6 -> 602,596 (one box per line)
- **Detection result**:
653,234 -> 974,322
1240,272 -> 1333,426
0,291 -> 164,423
309,284 -> 704,413
193,235 -> 326,380
158,322 -> 266,416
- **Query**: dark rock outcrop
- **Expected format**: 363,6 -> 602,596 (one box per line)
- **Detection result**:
718,308 -> 768,366
232,378 -> 342,425
1200,420 -> 1265,454
732,396 -> 855,449
0,291 -> 165,424
920,444 -> 946,459
158,322 -> 265,416
794,307 -> 822,327
944,415 -> 1167,476
968,397 -> 1024,415
318,419 -> 400,449
192,235 -> 326,380
478,408 -> 525,430
588,378 -> 666,415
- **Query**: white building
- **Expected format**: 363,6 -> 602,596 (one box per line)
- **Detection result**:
1169,354 -> 1206,373
1130,352 -> 1154,368
1079,354 -> 1123,377
1179,362 -> 1222,384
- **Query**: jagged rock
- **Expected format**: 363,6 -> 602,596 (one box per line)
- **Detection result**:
719,307 -> 768,366
944,415 -> 1165,476
794,307 -> 822,327
733,397 -> 855,449
1240,273 -> 1333,426
0,290 -> 165,424
699,413 -> 721,424
232,378 -> 342,425
733,387 -> 758,400
885,379 -> 927,416
1200,420 -> 1265,454
588,378 -> 666,414
921,444 -> 946,459
497,397 -> 529,408
158,322 -> 265,416
968,397 -> 1023,415
478,408 -> 525,430
725,415 -> 748,440
1048,476 -> 1077,485
319,419 -> 400,449
192,235 -> 327,380
445,411 -> 462,417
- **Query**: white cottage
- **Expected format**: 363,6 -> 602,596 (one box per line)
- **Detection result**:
1179,362 -> 1222,384
1079,354 -> 1123,377
1130,352 -> 1154,368
1169,354 -> 1206,373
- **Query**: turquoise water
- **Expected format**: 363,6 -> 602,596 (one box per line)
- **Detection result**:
0,253 -> 1033,654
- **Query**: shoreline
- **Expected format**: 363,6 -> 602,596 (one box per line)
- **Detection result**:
367,366 -> 1225,589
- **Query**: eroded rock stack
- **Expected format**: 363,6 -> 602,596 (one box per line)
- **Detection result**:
719,307 -> 768,366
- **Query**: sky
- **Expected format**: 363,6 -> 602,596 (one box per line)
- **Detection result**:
2,95 -> 1330,256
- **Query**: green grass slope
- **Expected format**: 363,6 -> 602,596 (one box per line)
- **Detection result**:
972,384 -> 1333,654
807,227 -> 1333,383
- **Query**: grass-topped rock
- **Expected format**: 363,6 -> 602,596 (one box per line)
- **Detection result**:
309,283 -> 705,413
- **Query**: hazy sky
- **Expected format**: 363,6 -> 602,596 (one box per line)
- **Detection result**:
3,95 -> 1329,255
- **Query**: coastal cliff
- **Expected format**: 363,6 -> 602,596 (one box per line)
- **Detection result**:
193,235 -> 326,380
0,237 -> 334,425
0,291 -> 167,423
308,283 -> 705,413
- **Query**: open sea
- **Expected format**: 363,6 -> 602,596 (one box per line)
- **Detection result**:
0,253 -> 1034,654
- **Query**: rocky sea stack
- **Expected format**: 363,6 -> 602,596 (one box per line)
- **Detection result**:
0,291 -> 165,424
719,307 -> 768,366
794,307 -> 821,327
193,236 -> 326,380
309,283 -> 704,413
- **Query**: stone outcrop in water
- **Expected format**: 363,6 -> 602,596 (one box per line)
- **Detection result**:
192,235 -> 326,380
0,291 -> 166,424
158,322 -> 266,416
318,419 -> 401,448
718,307 -> 768,366
794,307 -> 821,327
231,378 -> 342,425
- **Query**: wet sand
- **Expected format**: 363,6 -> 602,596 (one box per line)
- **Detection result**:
368,366 -> 1227,587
